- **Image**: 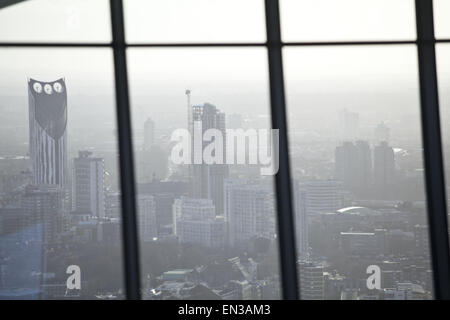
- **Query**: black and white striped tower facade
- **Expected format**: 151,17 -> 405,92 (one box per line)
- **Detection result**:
28,78 -> 68,187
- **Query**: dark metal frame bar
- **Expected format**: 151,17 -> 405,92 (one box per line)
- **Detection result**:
110,0 -> 141,300
265,0 -> 299,300
4,38 -> 450,48
1,40 -> 448,48
0,0 -> 28,10
415,0 -> 450,300
2,0 -> 450,300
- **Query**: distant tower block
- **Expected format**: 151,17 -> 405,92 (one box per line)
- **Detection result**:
185,89 -> 192,135
190,103 -> 228,215
186,89 -> 194,195
72,151 -> 106,218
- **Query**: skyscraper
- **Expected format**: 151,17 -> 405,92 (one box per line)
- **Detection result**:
354,140 -> 372,187
335,140 -> 372,190
373,141 -> 395,187
190,103 -> 228,215
137,195 -> 157,242
28,78 -> 67,187
293,181 -> 309,256
224,180 -> 276,246
173,196 -> 225,248
72,151 -> 105,218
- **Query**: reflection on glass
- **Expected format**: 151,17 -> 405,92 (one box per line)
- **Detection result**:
0,49 -> 123,299
284,46 -> 433,300
128,48 -> 281,299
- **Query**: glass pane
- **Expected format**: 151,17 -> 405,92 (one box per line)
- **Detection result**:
434,0 -> 450,39
128,48 -> 281,299
124,0 -> 266,43
284,46 -> 433,300
280,0 -> 416,42
436,44 -> 450,244
0,48 -> 124,299
0,0 -> 111,43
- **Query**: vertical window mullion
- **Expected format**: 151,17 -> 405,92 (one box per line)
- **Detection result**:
264,0 -> 299,300
110,0 -> 141,300
415,0 -> 450,299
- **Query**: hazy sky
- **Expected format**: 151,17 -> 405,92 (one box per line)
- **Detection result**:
2,0 -> 450,43
0,0 -> 449,141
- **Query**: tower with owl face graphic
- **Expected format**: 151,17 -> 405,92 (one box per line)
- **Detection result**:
28,78 -> 68,187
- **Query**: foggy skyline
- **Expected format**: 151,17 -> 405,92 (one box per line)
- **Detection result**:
0,0 -> 448,137
0,0 -> 448,301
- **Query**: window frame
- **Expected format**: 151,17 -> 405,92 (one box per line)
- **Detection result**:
0,0 -> 448,300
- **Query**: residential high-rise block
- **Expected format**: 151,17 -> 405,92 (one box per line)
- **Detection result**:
293,181 -> 309,256
72,151 -> 105,218
224,180 -> 276,246
373,141 -> 395,187
335,140 -> 372,190
173,197 -> 225,248
137,195 -> 157,242
190,103 -> 228,215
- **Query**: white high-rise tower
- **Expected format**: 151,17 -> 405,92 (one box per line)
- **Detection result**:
72,151 -> 105,218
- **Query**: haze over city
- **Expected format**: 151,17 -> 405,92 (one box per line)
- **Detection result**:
1,0 -> 450,301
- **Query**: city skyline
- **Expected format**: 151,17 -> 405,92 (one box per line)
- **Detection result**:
0,59 -> 438,300
0,0 -> 449,301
